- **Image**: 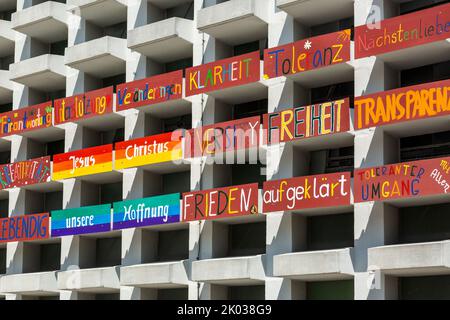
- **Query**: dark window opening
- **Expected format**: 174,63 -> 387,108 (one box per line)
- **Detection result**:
311,82 -> 354,107
23,242 -> 61,273
399,203 -> 450,244
399,0 -> 447,15
400,61 -> 450,87
102,73 -> 126,94
162,114 -> 192,133
100,128 -> 125,145
233,99 -> 267,120
0,104 -> 12,113
228,222 -> 266,257
306,280 -> 354,300
0,55 -> 13,71
307,213 -> 354,251
399,275 -> 450,300
166,2 -> 194,20
400,130 -> 450,162
229,285 -> 265,300
0,150 -> 10,165
44,191 -> 63,213
231,164 -> 265,189
233,39 -> 267,60
100,181 -> 122,205
0,248 -> 5,274
0,199 -> 8,218
157,288 -> 189,300
310,17 -> 354,40
157,229 -> 189,262
103,22 -> 127,39
95,293 -> 120,300
49,40 -> 67,56
309,146 -> 354,175
165,57 -> 193,76
0,10 -> 14,21
96,237 -> 121,268
46,140 -> 65,161
162,171 -> 191,194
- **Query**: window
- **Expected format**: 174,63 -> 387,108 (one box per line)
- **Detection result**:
401,61 -> 450,87
96,237 -> 121,268
231,164 -> 266,189
233,39 -> 267,59
400,130 -> 450,161
46,140 -> 65,161
307,280 -> 354,300
311,82 -> 354,106
307,213 -> 354,251
399,0 -> 447,15
100,182 -> 122,205
166,2 -> 194,20
157,230 -> 189,262
309,147 -> 354,175
399,275 -> 450,300
233,99 -> 267,120
49,40 -> 67,56
102,74 -> 126,93
310,17 -> 354,39
228,222 -> 266,257
165,58 -> 193,76
162,115 -> 191,133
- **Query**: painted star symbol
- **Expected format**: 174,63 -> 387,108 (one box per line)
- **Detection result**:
304,40 -> 312,50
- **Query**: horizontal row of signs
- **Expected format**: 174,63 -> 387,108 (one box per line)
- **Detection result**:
2,155 -> 449,243
2,2 -> 448,138
2,76 -> 449,187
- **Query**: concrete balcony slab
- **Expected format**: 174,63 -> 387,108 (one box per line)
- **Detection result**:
274,248 -> 354,281
10,54 -> 66,92
65,36 -> 127,78
0,271 -> 58,296
128,17 -> 193,63
192,255 -> 266,285
12,1 -> 68,43
57,266 -> 120,293
277,0 -> 354,26
67,0 -> 127,27
369,241 -> 450,277
197,0 -> 268,46
121,260 -> 190,289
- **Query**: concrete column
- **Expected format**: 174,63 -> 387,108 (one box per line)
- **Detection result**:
353,0 -> 402,300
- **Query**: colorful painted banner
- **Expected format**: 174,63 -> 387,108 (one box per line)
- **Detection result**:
355,79 -> 450,130
115,132 -> 183,170
354,157 -> 450,203
52,144 -> 113,180
113,193 -> 180,230
355,3 -> 450,58
54,87 -> 113,125
0,213 -> 49,243
263,172 -> 351,213
182,183 -> 259,222
0,102 -> 53,137
116,71 -> 183,111
51,204 -> 111,237
185,51 -> 261,97
263,98 -> 350,144
0,156 -> 51,190
263,29 -> 351,79
185,116 -> 261,158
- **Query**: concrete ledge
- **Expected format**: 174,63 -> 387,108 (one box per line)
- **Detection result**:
368,241 -> 450,276
65,36 -> 127,78
10,54 -> 66,91
58,266 -> 120,293
12,1 -> 68,42
128,17 -> 193,63
274,248 -> 354,281
67,0 -> 127,28
0,19 -> 15,45
0,271 -> 58,295
121,260 -> 190,289
276,0 -> 354,26
197,0 -> 268,45
192,255 -> 266,285
0,70 -> 13,104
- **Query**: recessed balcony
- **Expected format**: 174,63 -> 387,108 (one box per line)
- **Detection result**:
10,54 -> 66,92
57,266 -> 120,293
277,0 -> 354,26
192,255 -> 266,286
197,0 -> 268,46
128,17 -> 193,63
121,261 -> 190,289
274,248 -> 354,281
11,1 -> 68,43
65,36 -> 127,78
368,241 -> 450,277
67,0 -> 127,27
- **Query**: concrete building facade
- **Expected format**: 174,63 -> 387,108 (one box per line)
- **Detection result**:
0,0 -> 448,300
